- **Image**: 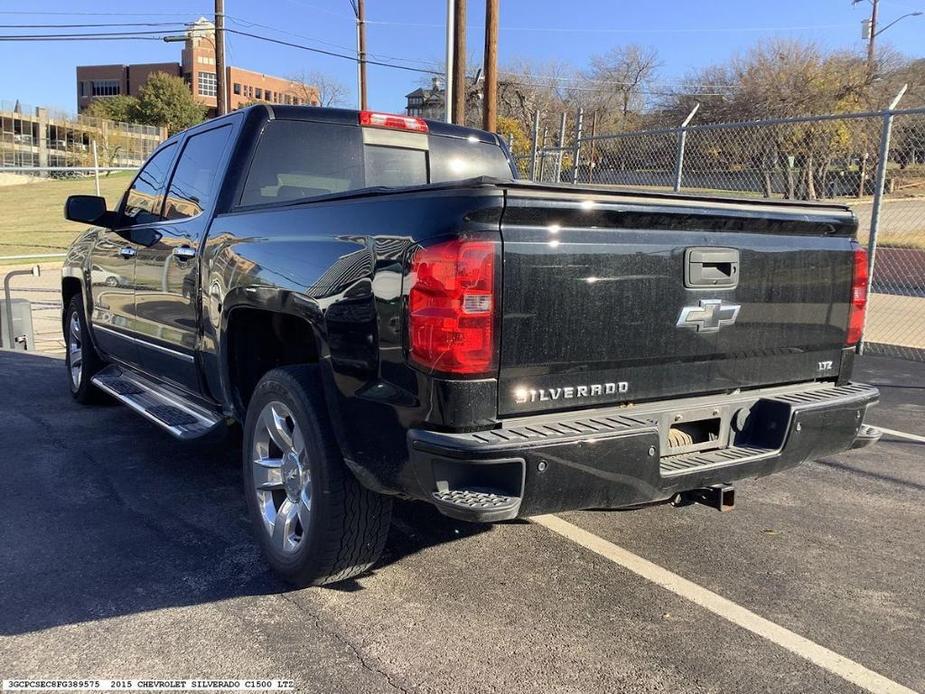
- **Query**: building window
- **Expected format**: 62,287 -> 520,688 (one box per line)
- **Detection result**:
91,80 -> 121,97
255,88 -> 263,100
233,83 -> 241,95
198,71 -> 217,97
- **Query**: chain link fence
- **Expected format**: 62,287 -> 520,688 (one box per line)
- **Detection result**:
520,105 -> 925,361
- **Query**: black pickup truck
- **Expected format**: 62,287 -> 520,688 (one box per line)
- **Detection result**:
62,105 -> 880,586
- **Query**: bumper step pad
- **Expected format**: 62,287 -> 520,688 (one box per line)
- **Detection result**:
660,383 -> 878,477
661,445 -> 774,477
431,488 -> 522,522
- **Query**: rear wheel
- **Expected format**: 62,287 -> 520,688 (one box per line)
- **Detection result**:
64,294 -> 105,404
243,365 -> 392,586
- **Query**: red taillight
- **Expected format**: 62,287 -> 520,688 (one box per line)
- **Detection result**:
359,111 -> 428,133
846,246 -> 869,346
407,238 -> 497,375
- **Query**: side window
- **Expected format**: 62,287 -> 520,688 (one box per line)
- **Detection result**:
163,125 -> 233,221
240,121 -> 363,207
122,143 -> 177,226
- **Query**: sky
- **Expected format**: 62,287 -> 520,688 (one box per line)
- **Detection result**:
1,0 -> 923,115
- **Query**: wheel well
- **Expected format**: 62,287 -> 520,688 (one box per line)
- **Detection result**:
226,308 -> 320,413
61,277 -> 82,311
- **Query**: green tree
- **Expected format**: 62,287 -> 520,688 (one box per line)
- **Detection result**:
134,72 -> 207,135
83,95 -> 141,123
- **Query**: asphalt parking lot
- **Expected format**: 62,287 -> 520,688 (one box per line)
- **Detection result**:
0,351 -> 923,693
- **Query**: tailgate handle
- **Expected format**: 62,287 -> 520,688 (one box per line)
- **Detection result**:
685,248 -> 739,288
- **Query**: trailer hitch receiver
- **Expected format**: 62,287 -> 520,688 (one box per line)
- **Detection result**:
671,483 -> 735,512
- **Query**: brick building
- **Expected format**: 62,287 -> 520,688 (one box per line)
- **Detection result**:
77,18 -> 318,115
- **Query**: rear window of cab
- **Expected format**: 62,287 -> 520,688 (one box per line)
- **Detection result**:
239,119 -> 514,207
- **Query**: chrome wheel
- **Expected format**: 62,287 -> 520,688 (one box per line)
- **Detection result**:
67,311 -> 83,389
252,401 -> 311,555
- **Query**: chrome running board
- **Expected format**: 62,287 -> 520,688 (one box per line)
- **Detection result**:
92,365 -> 227,440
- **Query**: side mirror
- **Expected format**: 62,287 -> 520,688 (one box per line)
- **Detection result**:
64,195 -> 118,228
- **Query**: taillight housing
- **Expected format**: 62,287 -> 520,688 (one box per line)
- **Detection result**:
846,246 -> 869,347
407,238 -> 498,375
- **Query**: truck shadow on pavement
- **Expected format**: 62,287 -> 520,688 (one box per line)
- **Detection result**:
0,350 -> 491,636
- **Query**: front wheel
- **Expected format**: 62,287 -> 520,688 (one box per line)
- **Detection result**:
64,294 -> 105,403
243,365 -> 392,586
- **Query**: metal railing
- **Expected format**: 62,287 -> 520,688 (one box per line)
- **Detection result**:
518,100 -> 925,361
1,100 -> 165,170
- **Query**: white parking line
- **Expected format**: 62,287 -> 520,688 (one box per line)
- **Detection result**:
533,514 -> 916,694
874,425 -> 925,444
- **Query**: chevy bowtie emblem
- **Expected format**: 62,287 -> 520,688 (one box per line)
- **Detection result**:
677,299 -> 741,332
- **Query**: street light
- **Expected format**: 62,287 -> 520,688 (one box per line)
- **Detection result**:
866,11 -> 923,38
857,1 -> 922,78
162,34 -> 222,112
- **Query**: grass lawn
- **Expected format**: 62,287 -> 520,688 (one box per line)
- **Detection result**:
0,172 -> 133,264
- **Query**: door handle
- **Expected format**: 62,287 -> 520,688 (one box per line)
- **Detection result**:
685,247 -> 739,289
119,247 -> 137,259
173,246 -> 197,260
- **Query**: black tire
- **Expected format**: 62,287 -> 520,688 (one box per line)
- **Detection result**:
64,294 -> 105,404
243,365 -> 392,586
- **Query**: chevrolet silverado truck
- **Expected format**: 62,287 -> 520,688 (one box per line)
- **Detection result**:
61,105 -> 880,586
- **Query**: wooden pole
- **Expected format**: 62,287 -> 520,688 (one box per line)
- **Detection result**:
444,0 -> 454,123
214,0 -> 227,115
452,0 -> 467,125
482,0 -> 499,132
867,0 -> 879,78
357,0 -> 368,110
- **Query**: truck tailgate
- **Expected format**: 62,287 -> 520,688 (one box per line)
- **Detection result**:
497,184 -> 858,416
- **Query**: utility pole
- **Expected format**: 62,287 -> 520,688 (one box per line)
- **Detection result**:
352,0 -> 368,110
451,0 -> 467,125
214,0 -> 227,115
482,0 -> 499,132
857,0 -> 879,77
444,0 -> 455,123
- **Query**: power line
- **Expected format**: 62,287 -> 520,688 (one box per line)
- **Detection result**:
0,29 -> 184,40
364,19 -> 856,34
224,14 -> 437,68
223,28 -> 441,75
499,76 -> 734,98
0,37 -> 164,42
0,25 -> 441,76
505,72 -> 741,91
0,22 -> 191,28
0,10 -> 209,17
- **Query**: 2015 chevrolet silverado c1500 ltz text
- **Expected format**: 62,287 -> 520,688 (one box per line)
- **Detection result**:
61,105 -> 881,586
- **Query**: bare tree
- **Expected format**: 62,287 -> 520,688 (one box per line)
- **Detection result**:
289,71 -> 347,107
497,58 -> 574,135
581,45 -> 660,131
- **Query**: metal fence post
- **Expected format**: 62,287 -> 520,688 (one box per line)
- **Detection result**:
529,111 -> 539,180
538,125 -> 548,182
587,112 -> 597,184
860,84 -> 907,355
570,108 -> 584,184
673,103 -> 699,193
3,265 -> 40,350
91,140 -> 100,196
554,112 -> 567,182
